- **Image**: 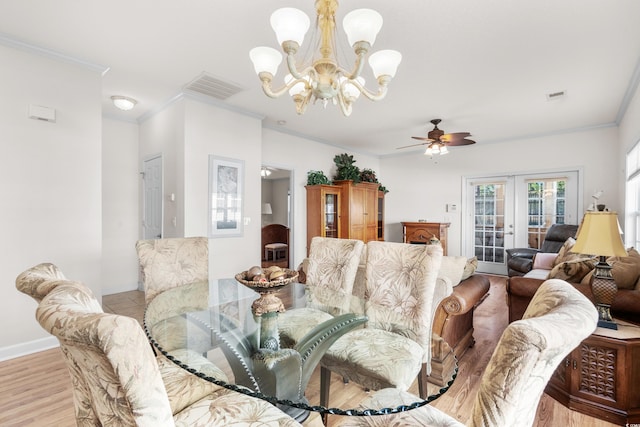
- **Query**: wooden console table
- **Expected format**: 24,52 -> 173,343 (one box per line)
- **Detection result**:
545,319 -> 640,424
402,222 -> 450,255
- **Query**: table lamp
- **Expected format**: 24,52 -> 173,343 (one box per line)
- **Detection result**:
572,211 -> 627,330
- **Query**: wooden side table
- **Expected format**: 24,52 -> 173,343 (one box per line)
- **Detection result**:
545,319 -> 640,424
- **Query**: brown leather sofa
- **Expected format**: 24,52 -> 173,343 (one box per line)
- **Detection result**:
507,276 -> 640,324
429,274 -> 490,385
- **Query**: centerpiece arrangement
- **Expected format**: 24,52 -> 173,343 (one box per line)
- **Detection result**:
235,265 -> 298,315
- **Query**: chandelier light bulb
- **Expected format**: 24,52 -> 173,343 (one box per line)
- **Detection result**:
270,7 -> 310,46
250,47 -> 282,75
343,9 -> 383,46
368,50 -> 402,78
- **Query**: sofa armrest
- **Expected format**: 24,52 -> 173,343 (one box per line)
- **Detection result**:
505,248 -> 540,259
440,274 -> 490,316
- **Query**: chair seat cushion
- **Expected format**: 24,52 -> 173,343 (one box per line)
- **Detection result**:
157,351 -> 227,415
278,307 -> 333,347
172,388 -> 302,426
322,329 -> 424,391
265,243 -> 288,249
334,388 -> 464,427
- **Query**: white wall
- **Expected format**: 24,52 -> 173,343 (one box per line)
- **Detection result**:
380,126 -> 621,255
183,99 -> 263,279
102,117 -> 140,294
0,45 -> 102,359
139,100 -> 185,238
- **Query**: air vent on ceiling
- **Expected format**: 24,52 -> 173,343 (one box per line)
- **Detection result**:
546,90 -> 566,101
184,73 -> 243,100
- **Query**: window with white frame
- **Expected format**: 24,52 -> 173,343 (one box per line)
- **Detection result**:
626,140 -> 640,249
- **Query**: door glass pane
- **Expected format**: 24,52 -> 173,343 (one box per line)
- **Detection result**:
473,183 -> 505,264
526,179 -> 567,249
325,193 -> 338,238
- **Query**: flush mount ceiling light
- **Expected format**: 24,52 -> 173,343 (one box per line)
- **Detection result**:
111,96 -> 137,111
249,0 -> 402,116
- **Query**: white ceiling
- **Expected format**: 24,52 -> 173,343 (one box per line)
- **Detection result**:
2,0 -> 639,156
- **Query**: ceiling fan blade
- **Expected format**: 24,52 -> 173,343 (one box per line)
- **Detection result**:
410,136 -> 435,141
440,132 -> 471,142
397,141 -> 429,149
446,138 -> 476,146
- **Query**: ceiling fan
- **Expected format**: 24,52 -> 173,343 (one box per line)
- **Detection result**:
398,119 -> 476,155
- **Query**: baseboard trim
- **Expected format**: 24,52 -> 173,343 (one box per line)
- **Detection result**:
0,336 -> 59,362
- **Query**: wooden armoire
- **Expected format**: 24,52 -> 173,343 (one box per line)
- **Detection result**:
306,180 -> 382,253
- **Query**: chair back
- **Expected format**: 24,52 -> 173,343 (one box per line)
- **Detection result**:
136,237 -> 208,304
364,241 -> 443,366
15,262 -> 68,302
540,224 -> 578,253
36,280 -> 175,426
305,237 -> 365,314
471,278 -> 598,427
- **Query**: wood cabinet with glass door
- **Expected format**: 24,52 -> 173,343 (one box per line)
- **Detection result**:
305,185 -> 341,254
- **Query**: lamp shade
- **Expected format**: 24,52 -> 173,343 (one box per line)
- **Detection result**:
249,47 -> 283,75
573,211 -> 627,257
368,49 -> 402,78
343,9 -> 383,46
270,7 -> 310,46
262,203 -> 273,215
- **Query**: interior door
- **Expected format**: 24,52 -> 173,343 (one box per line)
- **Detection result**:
465,170 -> 581,275
466,177 -> 515,274
142,155 -> 163,239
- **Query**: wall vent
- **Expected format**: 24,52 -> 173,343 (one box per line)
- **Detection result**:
184,73 -> 243,100
546,90 -> 566,101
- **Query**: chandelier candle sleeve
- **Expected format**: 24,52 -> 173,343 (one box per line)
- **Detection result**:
249,0 -> 401,116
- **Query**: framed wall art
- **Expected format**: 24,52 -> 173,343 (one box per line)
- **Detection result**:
209,155 -> 244,238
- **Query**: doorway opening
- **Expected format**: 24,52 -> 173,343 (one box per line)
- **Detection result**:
260,165 -> 294,269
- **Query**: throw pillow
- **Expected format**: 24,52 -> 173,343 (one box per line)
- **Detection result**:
438,256 -> 467,287
552,237 -> 577,267
532,253 -> 557,270
460,256 -> 478,281
548,257 -> 597,282
609,247 -> 640,290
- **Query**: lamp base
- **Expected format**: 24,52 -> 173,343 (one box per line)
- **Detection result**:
595,303 -> 618,330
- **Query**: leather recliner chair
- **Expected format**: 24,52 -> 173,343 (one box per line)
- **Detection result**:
505,224 -> 579,277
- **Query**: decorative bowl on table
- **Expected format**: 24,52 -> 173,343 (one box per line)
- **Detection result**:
235,267 -> 299,315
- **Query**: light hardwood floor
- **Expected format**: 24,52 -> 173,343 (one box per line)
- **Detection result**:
0,276 -> 619,426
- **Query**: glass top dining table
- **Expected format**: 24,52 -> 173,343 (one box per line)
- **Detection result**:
144,277 -> 456,421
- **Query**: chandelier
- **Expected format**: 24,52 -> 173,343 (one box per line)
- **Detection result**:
249,0 -> 402,116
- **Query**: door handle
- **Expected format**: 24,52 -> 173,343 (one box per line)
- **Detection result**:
505,231 -> 514,235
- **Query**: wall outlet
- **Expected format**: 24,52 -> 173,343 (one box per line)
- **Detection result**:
446,204 -> 457,213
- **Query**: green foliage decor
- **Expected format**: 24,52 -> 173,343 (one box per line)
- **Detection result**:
307,154 -> 389,193
333,153 -> 361,183
306,170 -> 331,185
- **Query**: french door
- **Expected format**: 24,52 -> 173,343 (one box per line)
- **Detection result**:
464,170 -> 580,275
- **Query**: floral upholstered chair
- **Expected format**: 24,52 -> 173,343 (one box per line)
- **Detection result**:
135,236 -> 209,304
333,278 -> 598,427
27,275 -> 302,426
320,241 -> 444,407
135,237 -> 228,380
15,262 -> 68,302
278,236 -> 365,347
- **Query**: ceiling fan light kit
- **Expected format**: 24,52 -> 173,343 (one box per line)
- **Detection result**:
398,118 -> 476,156
249,0 -> 402,116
